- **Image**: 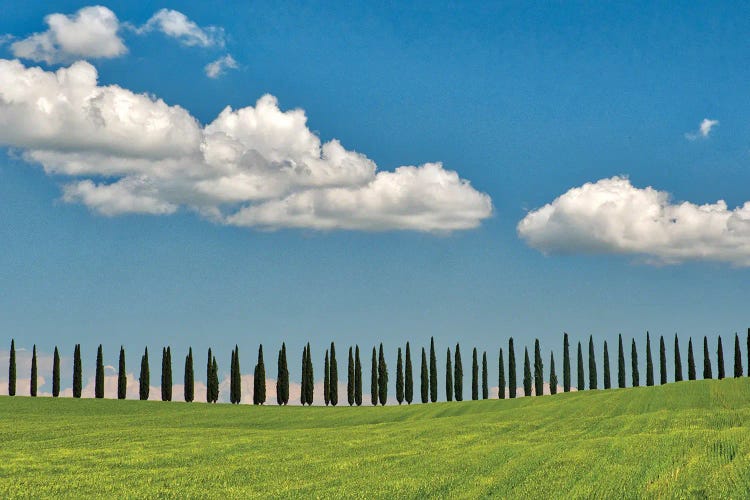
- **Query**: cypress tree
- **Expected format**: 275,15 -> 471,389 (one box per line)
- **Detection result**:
659,336 -> 667,385
371,347 -> 378,406
8,339 -> 16,397
563,333 -> 571,392
631,339 -> 639,387
53,346 -> 61,398
329,342 -> 338,406
404,343 -> 413,404
378,343 -> 387,406
323,350 -> 330,406
305,343 -> 313,405
396,347 -> 404,404
429,337 -> 438,403
747,329 -> 750,377
523,347 -> 532,397
355,345 -> 362,406
73,344 -> 82,398
347,346 -> 355,406
255,344 -> 266,405
472,347 -> 479,400
577,342 -> 585,391
588,336 -> 597,390
184,347 -> 194,402
211,356 -> 219,403
703,336 -> 712,379
235,346 -> 242,404
734,333 -> 743,378
674,335 -> 683,382
617,334 -> 626,388
717,336 -> 725,379
140,347 -> 149,401
167,347 -> 173,401
645,332 -> 654,386
549,352 -> 558,395
482,351 -> 488,399
161,347 -> 171,402
206,348 -> 213,403
30,345 -> 37,397
300,345 -> 308,405
95,344 -> 104,399
446,347 -> 453,401
454,343 -> 464,401
420,348 -> 429,403
230,347 -> 236,404
534,339 -> 543,396
603,341 -> 611,389
276,346 -> 283,405
498,348 -> 505,399
278,343 -> 289,405
687,338 -> 696,381
118,346 -> 126,400
508,338 -> 516,398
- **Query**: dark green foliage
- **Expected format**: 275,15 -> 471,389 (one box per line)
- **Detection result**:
549,352 -> 558,395
498,348 -> 505,399
603,341 -> 611,390
660,336 -> 667,385
577,342 -> 585,391
184,347 -> 194,403
53,346 -> 60,398
30,345 -> 37,397
687,338 -> 696,381
371,347 -> 378,406
355,345 -> 362,406
534,339 -> 543,396
454,343 -> 463,401
420,348 -> 429,403
717,336 -> 725,379
229,347 -> 236,404
277,343 -> 289,405
404,343 -> 412,404
645,333 -> 654,386
378,343 -> 387,406
347,346 -> 355,406
508,338 -> 516,398
396,347 -> 404,404
254,344 -> 266,405
329,342 -> 338,406
95,344 -> 104,399
429,337 -> 438,403
472,348 -> 479,400
8,339 -> 16,396
747,329 -> 750,377
305,343 -> 313,405
301,345 -> 308,405
140,347 -> 149,401
563,333 -> 570,393
230,345 -> 241,405
631,339 -> 639,387
734,333 -> 743,378
674,335 -> 683,382
482,352 -> 488,399
446,347 -> 453,402
588,336 -> 597,390
211,356 -> 219,403
523,348 -> 532,397
118,346 -> 126,400
324,350 -> 330,406
206,348 -> 213,403
617,334 -> 626,389
73,344 -> 82,398
703,337 -> 712,379
162,347 -> 172,402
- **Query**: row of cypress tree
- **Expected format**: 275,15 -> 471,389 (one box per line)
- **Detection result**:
6,331 -> 750,402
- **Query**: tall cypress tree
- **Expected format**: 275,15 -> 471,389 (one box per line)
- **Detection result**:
508,338 -> 516,398
118,346 -> 126,400
162,347 -> 172,402
534,339 -> 543,396
429,337 -> 438,403
140,347 -> 149,401
498,348 -> 505,399
30,345 -> 37,397
482,351 -> 488,399
717,336 -> 725,379
95,344 -> 104,399
420,348 -> 429,403
8,339 -> 16,397
563,333 -> 571,392
167,347 -> 173,401
734,333 -> 743,378
301,345 -> 308,405
305,343 -> 313,405
323,350 -> 330,406
355,345 -> 362,406
687,338 -> 696,381
404,343 -> 413,404
255,344 -> 266,405
378,343 -> 388,406
211,356 -> 219,403
277,343 -> 289,405
659,336 -> 667,385
184,347 -> 194,402
747,329 -> 750,377
371,347 -> 378,406
588,336 -> 597,390
347,346 -> 355,406
472,347 -> 479,400
645,332 -> 654,386
206,348 -> 213,403
674,335 -> 683,382
329,342 -> 338,406
73,344 -> 82,398
235,346 -> 242,404
396,347 -> 404,404
53,346 -> 61,398
577,342 -> 585,391
603,341 -> 611,389
631,339 -> 639,387
446,347 -> 453,401
523,347 -> 532,397
703,336 -> 712,379
617,334 -> 626,388
549,352 -> 558,395
230,348 -> 236,404
454,343 -> 463,401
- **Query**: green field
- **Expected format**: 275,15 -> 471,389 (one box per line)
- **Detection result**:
1,378 -> 749,498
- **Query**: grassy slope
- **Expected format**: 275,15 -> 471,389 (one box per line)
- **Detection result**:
1,379 -> 749,498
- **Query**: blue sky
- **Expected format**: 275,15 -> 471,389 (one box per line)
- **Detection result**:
1,1 -> 749,398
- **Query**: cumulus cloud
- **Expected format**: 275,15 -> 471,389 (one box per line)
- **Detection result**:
685,118 -> 719,140
0,59 -> 492,232
205,54 -> 238,78
518,176 -> 750,265
138,9 -> 224,47
10,6 -> 126,64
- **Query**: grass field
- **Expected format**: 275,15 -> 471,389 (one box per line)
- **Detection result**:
1,378 -> 750,498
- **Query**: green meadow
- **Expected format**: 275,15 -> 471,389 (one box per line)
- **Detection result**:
1,378 -> 749,498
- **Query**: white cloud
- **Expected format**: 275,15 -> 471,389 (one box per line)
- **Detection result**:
518,176 -> 750,266
205,54 -> 238,79
139,9 -> 224,48
0,59 -> 492,232
10,6 -> 126,64
685,118 -> 719,140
